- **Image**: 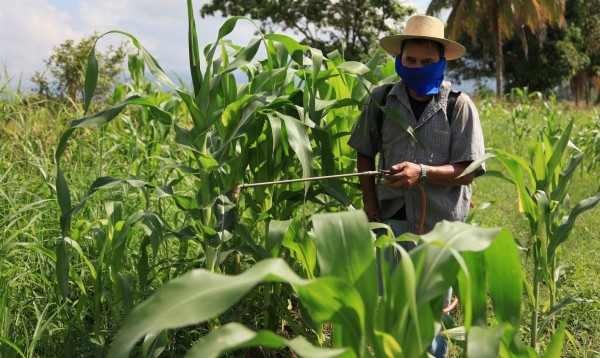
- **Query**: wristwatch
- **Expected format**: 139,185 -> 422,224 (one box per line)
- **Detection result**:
419,164 -> 427,183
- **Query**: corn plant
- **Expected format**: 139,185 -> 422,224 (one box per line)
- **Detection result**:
507,87 -> 541,141
51,0 -> 402,350
104,211 -> 565,357
465,119 -> 600,349
573,109 -> 600,171
47,1 -> 577,355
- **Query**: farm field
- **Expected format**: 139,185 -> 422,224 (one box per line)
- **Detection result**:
1,6 -> 600,358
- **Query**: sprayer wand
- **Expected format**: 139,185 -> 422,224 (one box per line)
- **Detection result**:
233,170 -> 387,203
232,169 -> 459,313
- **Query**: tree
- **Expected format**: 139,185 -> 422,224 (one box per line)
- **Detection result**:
428,0 -> 565,98
32,33 -> 129,103
566,0 -> 600,106
501,0 -> 599,104
200,0 -> 415,61
503,22 -> 588,93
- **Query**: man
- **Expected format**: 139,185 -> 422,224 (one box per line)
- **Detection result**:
347,14 -> 486,357
349,14 -> 485,238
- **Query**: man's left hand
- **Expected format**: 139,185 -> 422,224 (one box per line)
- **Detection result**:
384,162 -> 421,189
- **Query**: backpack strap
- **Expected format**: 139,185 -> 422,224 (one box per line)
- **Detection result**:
446,90 -> 461,125
376,83 -> 395,170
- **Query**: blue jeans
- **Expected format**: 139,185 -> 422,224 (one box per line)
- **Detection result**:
379,219 -> 450,358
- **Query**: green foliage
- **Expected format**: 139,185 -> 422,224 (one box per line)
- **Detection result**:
107,212 -> 537,357
2,0 -> 599,356
200,0 -> 415,61
494,0 -> 600,96
464,112 -> 600,349
31,33 -> 129,103
432,0 -> 565,98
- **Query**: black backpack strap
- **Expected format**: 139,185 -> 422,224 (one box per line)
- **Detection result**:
446,90 -> 461,125
376,83 -> 395,170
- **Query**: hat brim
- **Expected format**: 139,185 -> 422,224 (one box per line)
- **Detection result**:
380,35 -> 466,60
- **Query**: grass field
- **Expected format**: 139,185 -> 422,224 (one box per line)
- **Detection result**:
1,76 -> 599,357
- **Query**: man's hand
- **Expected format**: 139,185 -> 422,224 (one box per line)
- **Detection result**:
384,162 -> 421,189
363,197 -> 381,222
357,153 -> 381,222
384,161 -> 477,188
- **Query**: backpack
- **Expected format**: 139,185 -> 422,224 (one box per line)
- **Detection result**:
376,83 -> 460,169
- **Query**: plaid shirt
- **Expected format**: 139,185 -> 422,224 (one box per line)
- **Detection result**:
348,81 -> 486,234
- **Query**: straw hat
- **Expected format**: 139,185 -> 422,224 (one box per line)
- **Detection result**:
380,15 -> 465,60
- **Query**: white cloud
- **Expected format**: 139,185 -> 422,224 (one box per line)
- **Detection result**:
0,0 -> 79,84
0,0 -> 279,89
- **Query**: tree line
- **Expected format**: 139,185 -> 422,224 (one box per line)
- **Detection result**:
31,0 -> 599,104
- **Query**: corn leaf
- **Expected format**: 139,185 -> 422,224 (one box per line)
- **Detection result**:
484,229 -> 523,327
467,325 -> 505,358
543,319 -> 568,357
185,322 -> 352,358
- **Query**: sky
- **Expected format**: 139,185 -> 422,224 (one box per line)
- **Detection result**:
0,0 -> 432,90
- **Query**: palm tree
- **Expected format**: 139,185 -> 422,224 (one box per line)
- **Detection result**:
427,0 -> 566,99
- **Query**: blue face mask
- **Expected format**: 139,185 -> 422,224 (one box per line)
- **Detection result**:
395,56 -> 446,97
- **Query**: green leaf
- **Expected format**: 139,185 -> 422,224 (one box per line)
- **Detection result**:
336,61 -> 371,76
298,278 -> 366,355
142,330 -> 168,358
312,211 -> 373,285
538,298 -> 594,335
185,323 -> 352,358
458,153 -> 495,178
84,46 -> 98,113
543,318 -> 568,357
217,16 -> 249,42
187,0 -> 202,95
108,255 -> 367,358
311,48 -> 324,89
311,211 -> 376,351
550,152 -> 584,202
0,337 -> 25,358
548,193 -> 600,260
545,120 -> 573,183
103,30 -> 179,89
59,177 -> 151,240
55,241 -> 69,302
71,96 -> 170,129
267,219 -> 292,257
264,34 -> 308,65
280,113 -> 314,181
380,105 -> 420,145
379,245 -> 430,356
467,325 -> 505,358
484,229 -> 522,327
108,259 -> 307,357
418,220 -> 501,252
222,37 -> 262,73
373,330 -> 402,358
533,141 -> 548,190
282,218 -> 317,278
196,153 -> 219,171
214,96 -> 262,164
460,252 -> 488,327
493,151 -> 537,217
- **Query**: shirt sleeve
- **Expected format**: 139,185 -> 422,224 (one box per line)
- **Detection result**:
450,93 -> 486,176
347,85 -> 389,158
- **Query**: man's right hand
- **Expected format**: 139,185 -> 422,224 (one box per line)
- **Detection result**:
364,199 -> 381,222
357,153 -> 380,222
